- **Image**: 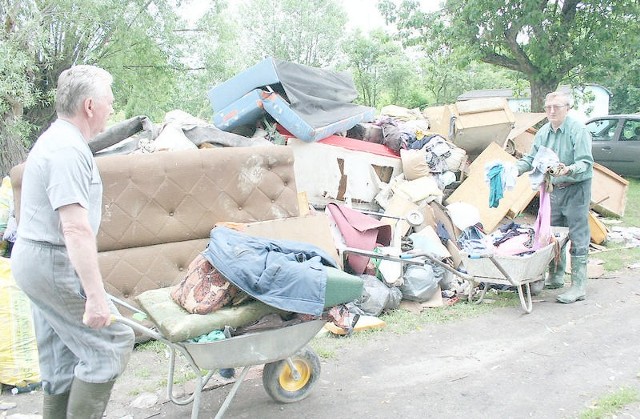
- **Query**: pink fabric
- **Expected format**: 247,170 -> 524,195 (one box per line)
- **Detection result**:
326,203 -> 392,274
533,185 -> 552,249
494,234 -> 531,256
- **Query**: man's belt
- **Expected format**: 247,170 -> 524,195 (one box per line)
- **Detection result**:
554,182 -> 575,189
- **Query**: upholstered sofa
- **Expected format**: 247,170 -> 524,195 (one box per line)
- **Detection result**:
10,145 -> 300,315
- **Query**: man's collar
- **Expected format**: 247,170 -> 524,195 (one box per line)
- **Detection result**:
550,117 -> 569,133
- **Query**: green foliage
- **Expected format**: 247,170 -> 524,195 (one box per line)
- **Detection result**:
239,0 -> 347,67
380,0 -> 640,111
167,2 -> 246,119
581,3 -> 640,114
341,29 -> 412,108
0,0 -> 242,171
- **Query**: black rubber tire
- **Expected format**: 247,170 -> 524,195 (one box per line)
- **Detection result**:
262,346 -> 321,403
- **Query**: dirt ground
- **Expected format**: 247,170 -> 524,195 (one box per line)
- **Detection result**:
2,269 -> 640,419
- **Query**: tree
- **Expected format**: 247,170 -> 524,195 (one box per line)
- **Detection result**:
581,9 -> 640,114
341,29 -> 413,108
239,0 -> 347,67
0,0 -> 197,173
165,1 -> 248,119
380,0 -> 640,111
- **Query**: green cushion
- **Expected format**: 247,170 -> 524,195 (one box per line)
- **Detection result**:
135,267 -> 363,343
135,287 -> 283,343
324,267 -> 364,307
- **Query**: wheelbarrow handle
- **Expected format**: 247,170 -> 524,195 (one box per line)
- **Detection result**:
110,314 -> 172,345
109,294 -> 146,315
403,251 -> 473,281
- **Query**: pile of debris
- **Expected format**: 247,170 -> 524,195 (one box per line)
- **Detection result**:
79,57 -> 627,307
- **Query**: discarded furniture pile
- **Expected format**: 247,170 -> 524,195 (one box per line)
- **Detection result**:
0,57 -> 634,407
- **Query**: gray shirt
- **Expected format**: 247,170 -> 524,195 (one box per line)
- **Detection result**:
17,119 -> 102,245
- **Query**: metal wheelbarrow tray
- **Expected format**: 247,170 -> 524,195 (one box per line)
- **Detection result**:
460,227 -> 569,313
115,312 -> 324,419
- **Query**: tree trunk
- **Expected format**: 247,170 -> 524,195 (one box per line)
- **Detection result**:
529,79 -> 561,112
0,127 -> 28,176
1,99 -> 29,175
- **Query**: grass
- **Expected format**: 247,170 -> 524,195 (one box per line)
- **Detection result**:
579,387 -> 640,419
310,291 -> 520,358
135,339 -> 167,354
621,178 -> 640,227
593,177 -> 640,272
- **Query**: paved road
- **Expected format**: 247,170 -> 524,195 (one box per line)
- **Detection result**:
4,272 -> 640,418
155,272 -> 640,418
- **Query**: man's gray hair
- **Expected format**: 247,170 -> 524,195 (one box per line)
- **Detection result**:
545,90 -> 573,107
55,65 -> 113,117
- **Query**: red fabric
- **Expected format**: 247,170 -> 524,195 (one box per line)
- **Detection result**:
318,135 -> 400,158
277,122 -> 400,159
326,203 -> 392,275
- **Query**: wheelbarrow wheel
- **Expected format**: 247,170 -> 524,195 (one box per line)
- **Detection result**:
262,346 -> 320,403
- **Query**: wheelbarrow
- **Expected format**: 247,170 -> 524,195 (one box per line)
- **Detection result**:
111,297 -> 325,419
343,226 -> 569,313
459,227 -> 569,313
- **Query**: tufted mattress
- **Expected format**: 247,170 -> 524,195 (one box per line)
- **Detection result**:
10,145 -> 301,318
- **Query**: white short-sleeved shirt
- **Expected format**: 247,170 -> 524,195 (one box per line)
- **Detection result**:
17,119 -> 102,244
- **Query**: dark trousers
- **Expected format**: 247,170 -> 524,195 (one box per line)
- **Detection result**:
550,179 -> 591,257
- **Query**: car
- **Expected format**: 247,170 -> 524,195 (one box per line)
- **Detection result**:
586,114 -> 640,178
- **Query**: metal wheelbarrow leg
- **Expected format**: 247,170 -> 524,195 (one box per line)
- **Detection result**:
466,255 -> 534,313
110,295 -> 325,419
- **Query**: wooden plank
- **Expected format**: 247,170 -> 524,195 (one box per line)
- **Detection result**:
591,162 -> 628,217
324,315 -> 386,335
445,142 -> 537,233
242,214 -> 341,267
588,211 -> 608,245
507,189 -> 538,219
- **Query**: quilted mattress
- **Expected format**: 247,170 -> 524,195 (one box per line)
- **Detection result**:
10,146 -> 301,318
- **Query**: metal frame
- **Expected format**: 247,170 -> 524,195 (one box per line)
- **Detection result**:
111,300 -> 324,419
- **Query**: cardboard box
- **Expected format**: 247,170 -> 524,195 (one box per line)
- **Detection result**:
450,98 -> 516,159
591,162 -> 628,217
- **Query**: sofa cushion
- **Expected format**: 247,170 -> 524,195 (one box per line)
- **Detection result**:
135,287 -> 284,343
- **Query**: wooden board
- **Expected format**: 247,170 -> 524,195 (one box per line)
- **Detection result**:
445,142 -> 537,233
324,315 -> 386,335
242,213 -> 341,266
588,211 -> 608,245
591,162 -> 628,217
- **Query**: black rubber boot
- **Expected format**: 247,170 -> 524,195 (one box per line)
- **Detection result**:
42,391 -> 69,419
66,378 -> 115,419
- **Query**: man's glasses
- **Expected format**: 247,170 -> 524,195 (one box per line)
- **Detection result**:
544,104 -> 568,112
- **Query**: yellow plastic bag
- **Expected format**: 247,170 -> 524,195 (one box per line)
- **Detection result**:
0,257 -> 40,386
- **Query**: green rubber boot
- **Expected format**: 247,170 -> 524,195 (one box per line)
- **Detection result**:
42,392 -> 69,419
67,378 -> 115,419
545,245 -> 566,289
557,255 -> 587,304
